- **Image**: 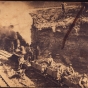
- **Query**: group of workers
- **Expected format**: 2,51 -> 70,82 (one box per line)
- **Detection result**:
47,53 -> 88,88
7,33 -> 88,87
7,32 -> 33,80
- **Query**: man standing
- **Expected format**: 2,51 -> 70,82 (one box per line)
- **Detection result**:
18,55 -> 24,69
47,53 -> 54,66
25,43 -> 32,62
17,46 -> 26,70
14,39 -> 21,54
10,41 -> 15,53
61,2 -> 67,16
66,64 -> 75,76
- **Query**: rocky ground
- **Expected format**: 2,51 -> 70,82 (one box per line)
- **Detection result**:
0,50 -> 35,87
30,4 -> 88,76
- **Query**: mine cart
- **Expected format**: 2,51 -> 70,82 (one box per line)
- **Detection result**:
46,67 -> 53,77
31,59 -> 48,73
61,73 -> 81,87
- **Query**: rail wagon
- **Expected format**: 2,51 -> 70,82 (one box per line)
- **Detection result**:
31,60 -> 48,73
30,59 -> 82,87
46,67 -> 53,76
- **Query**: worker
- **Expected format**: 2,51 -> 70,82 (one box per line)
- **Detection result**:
20,46 -> 26,55
24,43 -> 32,62
47,53 -> 54,66
18,46 -> 26,70
15,39 -> 21,54
16,68 -> 26,80
56,65 -> 64,80
17,39 -> 20,48
61,2 -> 67,16
18,55 -> 24,70
9,68 -> 26,80
65,64 -> 75,76
1,34 -> 6,50
10,41 -> 14,53
81,2 -> 88,12
79,73 -> 88,88
58,64 -> 65,75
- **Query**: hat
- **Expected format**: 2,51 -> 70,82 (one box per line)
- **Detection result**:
69,64 -> 72,66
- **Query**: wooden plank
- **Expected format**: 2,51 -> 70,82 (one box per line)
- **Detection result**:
0,52 -> 11,58
0,70 -> 17,87
0,77 -> 8,87
0,50 -> 12,56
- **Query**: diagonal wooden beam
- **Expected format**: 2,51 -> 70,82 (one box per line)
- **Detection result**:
61,4 -> 85,49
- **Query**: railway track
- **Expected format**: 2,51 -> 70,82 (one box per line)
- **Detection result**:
0,50 -> 59,87
0,50 -> 35,87
25,66 -> 82,88
25,67 -> 62,87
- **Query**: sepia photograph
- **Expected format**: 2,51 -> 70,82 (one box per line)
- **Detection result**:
0,1 -> 88,88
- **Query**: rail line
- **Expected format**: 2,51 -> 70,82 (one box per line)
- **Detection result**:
26,67 -> 61,87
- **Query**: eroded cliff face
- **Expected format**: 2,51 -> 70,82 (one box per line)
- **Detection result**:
30,5 -> 88,74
